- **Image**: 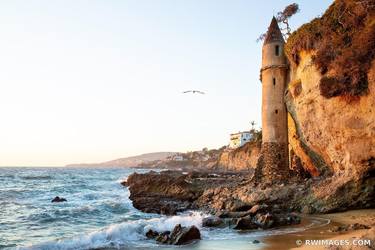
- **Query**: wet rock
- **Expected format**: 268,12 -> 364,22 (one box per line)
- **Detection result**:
126,171 -> 197,214
329,223 -> 370,232
287,213 -> 301,225
216,211 -> 250,218
253,213 -> 274,229
233,216 -> 258,230
169,224 -> 201,245
248,204 -> 268,214
120,180 -> 127,186
301,205 -> 314,214
274,213 -> 301,226
226,199 -> 251,212
51,196 -> 67,202
202,216 -> 224,227
145,229 -> 158,239
253,240 -> 260,244
348,223 -> 370,230
155,232 -> 170,244
160,204 -> 177,216
146,224 -> 201,245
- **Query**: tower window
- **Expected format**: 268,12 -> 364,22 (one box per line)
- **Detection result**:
275,109 -> 278,114
275,45 -> 280,56
273,78 -> 276,86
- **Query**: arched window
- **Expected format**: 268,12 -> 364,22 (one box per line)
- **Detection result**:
275,109 -> 278,114
275,45 -> 280,56
273,78 -> 276,86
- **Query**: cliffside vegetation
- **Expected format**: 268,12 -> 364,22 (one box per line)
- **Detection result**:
285,0 -> 375,98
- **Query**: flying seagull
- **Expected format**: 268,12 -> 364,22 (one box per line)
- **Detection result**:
182,90 -> 205,94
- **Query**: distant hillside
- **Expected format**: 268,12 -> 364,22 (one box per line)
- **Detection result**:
66,152 -> 178,167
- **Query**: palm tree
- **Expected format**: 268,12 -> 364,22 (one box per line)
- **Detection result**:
250,121 -> 256,131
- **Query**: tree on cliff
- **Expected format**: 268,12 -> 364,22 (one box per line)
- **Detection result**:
285,0 -> 375,98
276,3 -> 300,36
257,3 -> 300,42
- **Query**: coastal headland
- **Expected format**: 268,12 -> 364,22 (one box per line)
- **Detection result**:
124,0 -> 375,248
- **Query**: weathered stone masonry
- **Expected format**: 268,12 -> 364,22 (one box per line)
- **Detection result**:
259,17 -> 290,180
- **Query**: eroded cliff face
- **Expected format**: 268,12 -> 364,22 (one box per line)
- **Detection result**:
284,52 -> 375,212
216,142 -> 261,171
286,51 -> 375,178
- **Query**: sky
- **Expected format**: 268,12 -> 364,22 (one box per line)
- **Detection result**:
0,0 -> 332,166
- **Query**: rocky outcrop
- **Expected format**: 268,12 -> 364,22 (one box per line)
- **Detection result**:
146,224 -> 201,245
51,196 -> 67,202
216,141 -> 261,171
125,170 -> 245,215
126,171 -> 197,215
125,0 -> 374,218
202,216 -> 224,227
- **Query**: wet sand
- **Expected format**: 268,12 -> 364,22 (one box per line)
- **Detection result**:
264,209 -> 375,250
131,210 -> 375,250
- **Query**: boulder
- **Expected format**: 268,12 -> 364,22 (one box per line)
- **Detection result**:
248,204 -> 268,214
348,223 -> 370,230
126,171 -> 201,215
145,224 -> 201,245
202,216 -> 224,227
273,213 -> 301,227
234,216 -> 258,230
216,211 -> 250,218
329,223 -> 370,232
120,180 -> 127,186
169,224 -> 201,245
226,199 -> 251,212
253,213 -> 274,229
145,229 -> 158,239
155,232 -> 169,244
160,204 -> 177,216
51,196 -> 67,203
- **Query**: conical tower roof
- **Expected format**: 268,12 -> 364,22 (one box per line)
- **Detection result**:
264,17 -> 284,45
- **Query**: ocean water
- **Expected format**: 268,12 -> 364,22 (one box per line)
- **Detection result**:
0,167 -> 329,250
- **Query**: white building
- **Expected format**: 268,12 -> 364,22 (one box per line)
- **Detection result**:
229,131 -> 253,149
172,155 -> 185,161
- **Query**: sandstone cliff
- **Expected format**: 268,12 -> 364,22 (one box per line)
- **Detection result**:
216,141 -> 261,171
282,0 -> 375,212
284,0 -> 375,179
286,52 -> 375,178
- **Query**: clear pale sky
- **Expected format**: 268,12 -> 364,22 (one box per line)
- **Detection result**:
0,0 -> 332,166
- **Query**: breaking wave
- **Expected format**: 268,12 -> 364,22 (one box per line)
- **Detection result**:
21,212 -> 207,250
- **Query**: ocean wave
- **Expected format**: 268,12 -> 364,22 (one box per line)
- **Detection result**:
20,175 -> 53,180
21,211 -> 207,250
0,174 -> 15,179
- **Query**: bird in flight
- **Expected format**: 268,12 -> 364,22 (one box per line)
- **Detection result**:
182,90 -> 205,94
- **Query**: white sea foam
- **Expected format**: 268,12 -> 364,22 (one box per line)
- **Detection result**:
21,212 -> 208,250
116,176 -> 128,184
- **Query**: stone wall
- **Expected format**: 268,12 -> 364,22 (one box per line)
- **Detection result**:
257,142 -> 289,181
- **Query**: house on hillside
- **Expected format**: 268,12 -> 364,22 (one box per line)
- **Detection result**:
229,131 -> 253,149
172,155 -> 185,161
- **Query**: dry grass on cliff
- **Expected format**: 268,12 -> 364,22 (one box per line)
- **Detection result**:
285,0 -> 375,98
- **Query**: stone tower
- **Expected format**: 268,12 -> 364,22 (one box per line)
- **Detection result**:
259,17 -> 289,180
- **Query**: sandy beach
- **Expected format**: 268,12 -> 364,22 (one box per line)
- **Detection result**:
264,209 -> 375,250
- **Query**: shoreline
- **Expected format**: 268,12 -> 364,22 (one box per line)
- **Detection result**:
124,169 -> 374,249
264,209 -> 375,250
